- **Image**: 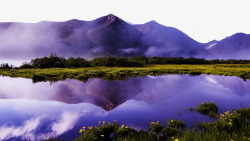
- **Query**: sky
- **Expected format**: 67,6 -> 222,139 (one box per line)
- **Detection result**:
0,0 -> 249,43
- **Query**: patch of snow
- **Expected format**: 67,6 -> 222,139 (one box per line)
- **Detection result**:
206,43 -> 217,50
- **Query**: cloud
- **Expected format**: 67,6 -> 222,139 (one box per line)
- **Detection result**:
0,117 -> 41,140
51,111 -> 80,135
121,48 -> 140,53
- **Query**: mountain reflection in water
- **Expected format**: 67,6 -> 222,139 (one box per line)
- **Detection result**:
0,74 -> 249,141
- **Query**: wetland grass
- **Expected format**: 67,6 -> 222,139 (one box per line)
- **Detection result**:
75,107 -> 249,141
0,64 -> 250,82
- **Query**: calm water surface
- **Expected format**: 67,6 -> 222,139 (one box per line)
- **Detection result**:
0,74 -> 249,140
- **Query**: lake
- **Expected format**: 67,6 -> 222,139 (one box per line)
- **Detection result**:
0,74 -> 249,140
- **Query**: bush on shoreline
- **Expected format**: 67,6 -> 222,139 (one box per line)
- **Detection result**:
6,54 -> 249,69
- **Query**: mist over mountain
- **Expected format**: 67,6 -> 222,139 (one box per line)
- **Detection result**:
0,14 -> 249,59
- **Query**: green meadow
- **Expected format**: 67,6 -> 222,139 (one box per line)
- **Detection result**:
0,64 -> 250,82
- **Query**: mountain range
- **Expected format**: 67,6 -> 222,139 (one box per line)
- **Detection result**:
0,14 -> 249,59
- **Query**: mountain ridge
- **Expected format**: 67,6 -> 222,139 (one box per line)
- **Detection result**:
0,14 -> 249,59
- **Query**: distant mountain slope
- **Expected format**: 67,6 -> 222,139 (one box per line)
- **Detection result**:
206,33 -> 250,59
0,14 -> 249,59
135,21 -> 207,57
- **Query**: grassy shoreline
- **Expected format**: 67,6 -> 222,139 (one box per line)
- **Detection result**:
0,64 -> 250,82
74,107 -> 249,141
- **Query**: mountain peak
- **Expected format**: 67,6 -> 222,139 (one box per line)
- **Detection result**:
231,32 -> 247,38
145,20 -> 161,26
105,14 -> 117,19
148,20 -> 158,24
103,14 -> 120,22
223,32 -> 248,41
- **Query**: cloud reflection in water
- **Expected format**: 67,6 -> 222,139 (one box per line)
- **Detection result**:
0,74 -> 249,140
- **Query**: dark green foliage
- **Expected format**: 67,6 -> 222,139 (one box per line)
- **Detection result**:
149,121 -> 163,134
197,102 -> 218,117
76,108 -> 249,141
188,71 -> 202,75
0,63 -> 13,69
162,127 -> 181,137
20,54 -> 250,69
148,56 -> 210,64
19,62 -> 33,69
32,74 -> 46,82
92,57 -> 144,67
77,122 -> 119,141
236,107 -> 250,119
129,56 -> 149,65
22,105 -> 248,141
167,120 -> 185,129
31,53 -> 66,68
116,127 -> 138,139
76,122 -> 157,141
76,74 -> 89,80
200,108 -> 250,136
66,57 -> 91,67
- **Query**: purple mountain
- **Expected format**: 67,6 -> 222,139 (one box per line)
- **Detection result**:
0,14 -> 249,59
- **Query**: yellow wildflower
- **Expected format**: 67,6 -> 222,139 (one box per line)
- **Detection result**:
229,122 -> 232,125
175,139 -> 178,141
101,134 -> 104,137
79,129 -> 83,133
171,120 -> 174,123
121,125 -> 124,128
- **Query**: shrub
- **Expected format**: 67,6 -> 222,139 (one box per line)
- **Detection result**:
92,57 -> 143,67
78,122 -> 119,141
0,63 -> 13,69
162,127 -> 180,137
198,102 -> 218,117
19,62 -> 33,69
149,121 -> 163,134
200,108 -> 250,135
116,127 -> 137,139
167,120 -> 185,129
66,57 -> 91,67
31,53 -> 66,68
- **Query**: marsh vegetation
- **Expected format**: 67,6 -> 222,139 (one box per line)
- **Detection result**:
75,107 -> 249,141
0,64 -> 250,82
1,55 -> 250,82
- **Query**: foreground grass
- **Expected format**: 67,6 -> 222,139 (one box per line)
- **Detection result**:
0,64 -> 250,82
75,107 -> 249,141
